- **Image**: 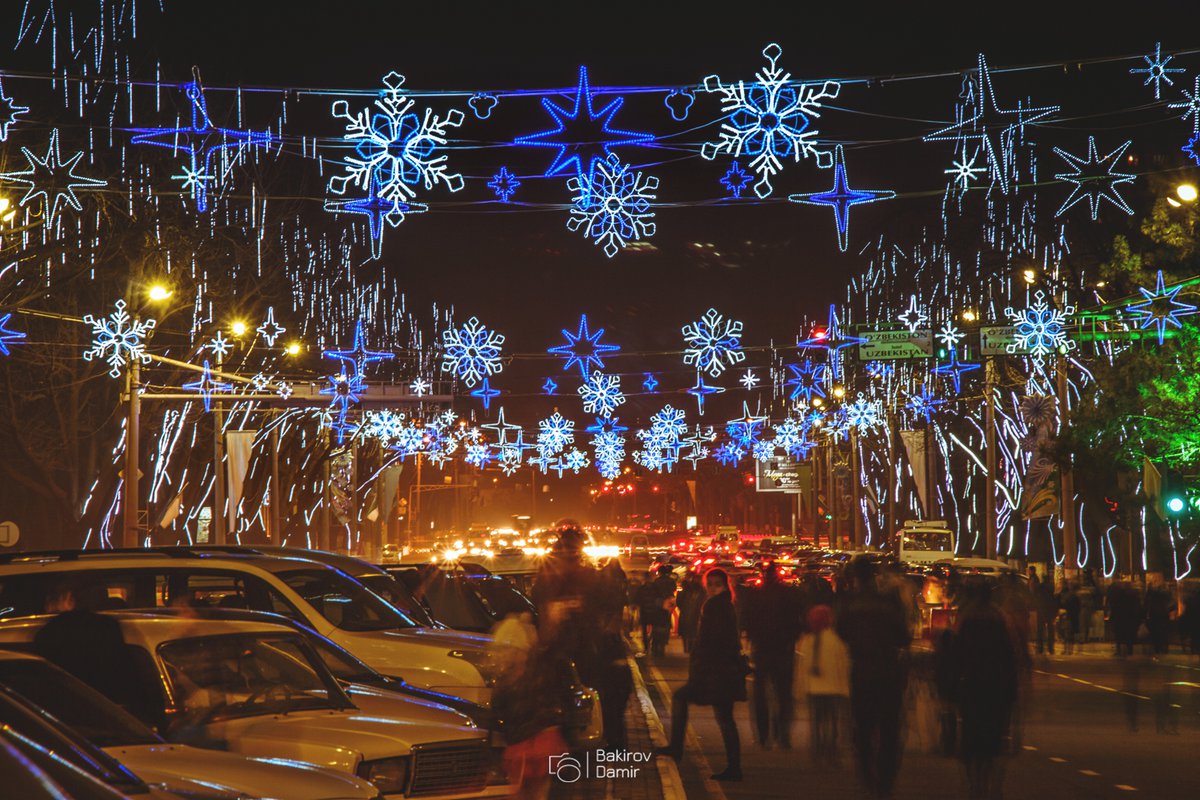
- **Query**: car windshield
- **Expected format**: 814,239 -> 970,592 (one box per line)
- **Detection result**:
158,633 -> 344,722
278,568 -> 417,631
901,530 -> 953,551
306,633 -> 385,685
0,660 -> 160,748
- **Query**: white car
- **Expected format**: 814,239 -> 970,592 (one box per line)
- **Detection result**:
0,650 -> 382,800
0,613 -> 511,800
0,550 -> 495,704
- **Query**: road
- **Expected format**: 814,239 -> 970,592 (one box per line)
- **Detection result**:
638,640 -> 1200,799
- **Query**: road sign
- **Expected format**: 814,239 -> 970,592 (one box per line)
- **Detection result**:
980,326 -> 1033,355
857,329 -> 934,360
756,457 -> 809,494
0,521 -> 19,547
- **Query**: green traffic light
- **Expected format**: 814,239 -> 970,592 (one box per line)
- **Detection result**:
1167,496 -> 1185,514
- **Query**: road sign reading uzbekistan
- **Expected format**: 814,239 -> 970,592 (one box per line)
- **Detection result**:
980,326 -> 1033,355
857,329 -> 934,360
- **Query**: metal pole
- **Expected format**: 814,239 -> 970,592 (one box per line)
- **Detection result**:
886,409 -> 896,548
851,428 -> 863,548
985,358 -> 998,559
413,452 -> 422,545
1057,358 -> 1077,575
827,442 -> 838,548
122,356 -> 140,548
213,351 -> 226,545
320,427 -> 331,551
269,426 -> 281,545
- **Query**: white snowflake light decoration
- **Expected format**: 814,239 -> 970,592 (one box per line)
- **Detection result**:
1005,291 -> 1075,360
701,43 -> 840,197
441,317 -> 505,387
683,308 -> 745,377
567,153 -> 658,257
537,412 -> 575,456
752,440 -> 776,462
564,448 -> 590,473
578,371 -> 625,417
936,321 -> 965,349
83,300 -> 156,378
845,394 -> 881,431
409,377 -> 430,396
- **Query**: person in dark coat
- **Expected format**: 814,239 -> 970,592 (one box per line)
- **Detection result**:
1144,577 -> 1172,655
594,559 -> 633,749
954,584 -> 1018,800
649,565 -> 678,657
1060,581 -> 1082,655
837,556 -> 911,800
740,562 -> 803,748
657,568 -> 745,781
675,571 -> 705,654
1030,569 -> 1057,655
1108,581 -> 1142,657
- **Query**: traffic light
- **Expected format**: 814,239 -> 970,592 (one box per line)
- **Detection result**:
1164,470 -> 1187,516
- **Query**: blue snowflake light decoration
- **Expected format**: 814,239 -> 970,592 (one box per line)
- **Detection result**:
578,371 -> 625,417
537,412 -> 575,456
1184,134 -> 1200,167
906,386 -> 946,423
844,394 -> 881,432
441,317 -> 505,387
788,145 -> 895,252
129,81 -> 275,212
327,71 -> 465,257
720,161 -> 752,199
0,78 -> 28,141
514,65 -> 653,183
564,448 -> 590,474
548,314 -> 621,376
591,428 -> 626,480
470,377 -> 501,411
1005,291 -> 1075,360
752,440 -> 778,463
0,128 -> 106,226
784,360 -> 828,403
567,153 -> 658,257
488,166 -> 521,202
83,300 -> 156,378
933,349 -> 982,393
1169,75 -> 1200,135
701,43 -> 840,198
683,308 -> 745,378
1127,270 -> 1199,344
0,313 -> 26,355
650,405 -> 688,441
1052,137 -> 1134,219
1130,42 -> 1184,100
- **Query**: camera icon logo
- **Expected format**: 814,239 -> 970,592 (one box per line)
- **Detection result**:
547,753 -> 584,783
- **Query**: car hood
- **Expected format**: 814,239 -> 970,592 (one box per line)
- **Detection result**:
107,744 -> 379,800
343,682 -> 477,727
388,626 -> 492,650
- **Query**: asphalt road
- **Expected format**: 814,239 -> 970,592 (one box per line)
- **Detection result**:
640,640 -> 1200,799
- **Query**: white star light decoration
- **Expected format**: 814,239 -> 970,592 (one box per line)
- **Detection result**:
257,307 -> 286,347
1130,42 -> 1184,100
409,377 -> 430,396
897,296 -> 928,333
1052,137 -> 1135,219
0,128 -> 106,226
1169,75 -> 1200,135
83,300 -> 156,378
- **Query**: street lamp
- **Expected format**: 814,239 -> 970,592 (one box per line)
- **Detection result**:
1177,183 -> 1197,203
285,341 -> 302,356
230,320 -> 248,337
147,284 -> 173,302
0,197 -> 15,224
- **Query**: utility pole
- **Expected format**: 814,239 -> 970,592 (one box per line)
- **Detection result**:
320,427 -> 331,551
269,425 -> 281,544
985,358 -> 998,559
212,351 -> 226,545
1057,357 -> 1077,575
827,441 -> 838,548
885,409 -> 896,547
122,355 -> 140,548
850,428 -> 863,548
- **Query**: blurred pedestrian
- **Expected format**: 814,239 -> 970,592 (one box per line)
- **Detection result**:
741,562 -> 803,748
797,604 -> 850,766
1144,576 -> 1171,655
1060,580 -> 1081,655
954,585 -> 1018,800
1031,568 -> 1057,655
649,565 -> 678,657
657,568 -> 746,782
1108,581 -> 1141,657
594,558 -> 634,749
676,571 -> 705,653
492,635 -> 570,800
837,556 -> 911,800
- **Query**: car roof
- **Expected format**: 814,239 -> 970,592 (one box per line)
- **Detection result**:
0,649 -> 40,662
0,548 -> 325,575
0,610 -> 301,643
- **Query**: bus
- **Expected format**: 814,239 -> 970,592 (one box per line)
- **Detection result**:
894,520 -> 955,565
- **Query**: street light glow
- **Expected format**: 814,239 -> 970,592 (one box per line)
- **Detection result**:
147,284 -> 173,302
0,197 -> 15,223
962,310 -> 977,322
1022,269 -> 1036,284
285,341 -> 302,356
1177,183 -> 1198,203
230,320 -> 248,336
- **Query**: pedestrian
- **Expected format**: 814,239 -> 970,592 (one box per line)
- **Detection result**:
1109,581 -> 1142,657
741,562 -> 803,748
657,568 -> 746,782
837,556 -> 911,800
594,558 -> 634,749
1031,568 -> 1058,655
1144,576 -> 1172,655
797,603 -> 850,766
492,635 -> 571,800
649,565 -> 678,657
1060,580 -> 1081,656
954,584 -> 1018,800
676,570 -> 705,653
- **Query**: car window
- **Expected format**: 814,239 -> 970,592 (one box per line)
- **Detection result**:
358,573 -> 435,626
158,633 -> 343,723
276,568 -> 417,631
0,660 -> 161,747
0,570 -> 162,618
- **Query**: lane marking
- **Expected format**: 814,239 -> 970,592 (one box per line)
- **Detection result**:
648,661 -> 729,800
1079,769 -> 1101,776
1021,745 -> 1039,751
1034,668 -> 1151,700
1049,756 -> 1068,763
1114,785 -> 1138,792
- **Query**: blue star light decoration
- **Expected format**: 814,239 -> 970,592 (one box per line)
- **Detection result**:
320,370 -> 365,444
1130,42 -> 1184,100
542,377 -> 559,395
514,65 -> 653,185
784,360 -> 828,404
865,361 -> 894,379
1169,75 -> 1200,135
548,314 -> 621,376
1052,137 -> 1134,219
488,166 -> 520,202
713,442 -> 745,466
83,300 -> 156,378
924,53 -> 1059,194
798,305 -> 866,382
686,372 -> 725,415
1006,291 -> 1075,361
701,42 -> 840,198
642,373 -> 659,393
567,153 -> 658,257
441,317 -> 505,387
129,81 -> 275,212
0,78 -> 28,140
0,314 -> 26,355
183,360 -> 231,412
470,377 -> 501,411
578,371 -> 626,417
1127,270 -> 1199,344
0,128 -> 106,226
327,71 -> 465,257
1184,134 -> 1200,167
788,145 -> 895,252
933,348 -> 982,393
720,161 -> 752,199
683,307 -> 745,377
325,175 -> 425,260
323,319 -> 394,378
906,386 -> 946,423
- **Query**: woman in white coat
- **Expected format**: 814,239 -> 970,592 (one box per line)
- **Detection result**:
796,604 -> 851,765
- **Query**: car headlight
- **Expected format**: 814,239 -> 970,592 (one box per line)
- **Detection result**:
448,648 -> 498,685
357,756 -> 410,795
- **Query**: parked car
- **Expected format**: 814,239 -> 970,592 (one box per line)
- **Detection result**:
0,650 -> 382,799
0,549 -> 495,704
384,564 -> 537,634
0,612 -> 509,799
